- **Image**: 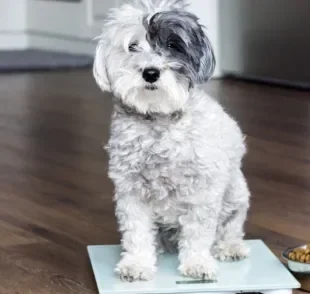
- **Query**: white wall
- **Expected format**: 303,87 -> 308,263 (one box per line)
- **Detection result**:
190,0 -> 221,77
0,0 -> 28,49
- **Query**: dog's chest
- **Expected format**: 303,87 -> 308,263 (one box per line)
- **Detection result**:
108,116 -> 214,202
138,127 -> 198,195
121,122 -> 201,220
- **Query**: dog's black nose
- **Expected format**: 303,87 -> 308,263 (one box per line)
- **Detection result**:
143,67 -> 160,83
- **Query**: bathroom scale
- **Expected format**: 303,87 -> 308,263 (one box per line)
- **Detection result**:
88,240 -> 300,294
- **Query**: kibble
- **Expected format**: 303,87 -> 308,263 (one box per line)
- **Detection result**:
288,244 -> 310,263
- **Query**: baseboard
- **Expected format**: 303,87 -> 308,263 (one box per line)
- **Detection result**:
0,32 -> 28,50
212,69 -> 223,79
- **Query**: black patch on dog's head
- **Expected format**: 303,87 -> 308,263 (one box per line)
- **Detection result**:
144,10 -> 216,84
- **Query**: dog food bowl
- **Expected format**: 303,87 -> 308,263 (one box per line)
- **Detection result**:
282,245 -> 310,292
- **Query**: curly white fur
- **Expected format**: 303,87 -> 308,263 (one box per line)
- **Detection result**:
93,0 -> 250,282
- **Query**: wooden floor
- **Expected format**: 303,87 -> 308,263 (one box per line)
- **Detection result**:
0,70 -> 309,293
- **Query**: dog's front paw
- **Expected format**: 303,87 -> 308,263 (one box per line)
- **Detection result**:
115,254 -> 157,282
212,240 -> 250,261
179,255 -> 218,280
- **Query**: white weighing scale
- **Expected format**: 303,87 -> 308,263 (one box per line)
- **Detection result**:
88,240 -> 300,294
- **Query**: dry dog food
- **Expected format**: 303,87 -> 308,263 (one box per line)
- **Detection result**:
288,244 -> 310,263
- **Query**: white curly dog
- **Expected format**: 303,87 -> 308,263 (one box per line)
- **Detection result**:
93,0 -> 250,282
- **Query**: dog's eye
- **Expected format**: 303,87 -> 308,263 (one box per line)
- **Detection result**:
167,42 -> 176,49
129,43 -> 138,52
167,42 -> 184,54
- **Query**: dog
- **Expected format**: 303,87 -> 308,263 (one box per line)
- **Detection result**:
93,0 -> 250,282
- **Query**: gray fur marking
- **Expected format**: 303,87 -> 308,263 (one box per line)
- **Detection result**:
144,10 -> 216,84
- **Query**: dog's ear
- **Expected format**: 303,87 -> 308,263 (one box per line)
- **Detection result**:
93,40 -> 111,93
196,30 -> 216,83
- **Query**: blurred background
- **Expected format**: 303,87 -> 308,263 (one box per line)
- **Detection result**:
0,0 -> 309,87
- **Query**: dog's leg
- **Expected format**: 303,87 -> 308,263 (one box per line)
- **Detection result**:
114,195 -> 157,282
212,169 -> 250,261
178,203 -> 220,280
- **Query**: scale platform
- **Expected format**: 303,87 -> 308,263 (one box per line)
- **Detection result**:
88,240 -> 300,294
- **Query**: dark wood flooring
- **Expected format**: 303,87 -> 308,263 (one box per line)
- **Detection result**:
0,70 -> 309,293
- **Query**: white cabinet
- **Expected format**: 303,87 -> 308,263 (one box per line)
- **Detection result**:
26,0 -> 118,54
0,0 -> 119,53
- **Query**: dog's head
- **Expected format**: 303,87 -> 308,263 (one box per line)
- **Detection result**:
93,0 -> 215,115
